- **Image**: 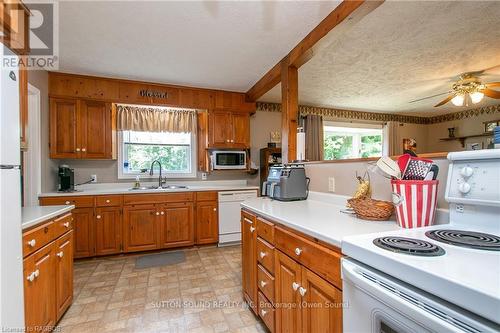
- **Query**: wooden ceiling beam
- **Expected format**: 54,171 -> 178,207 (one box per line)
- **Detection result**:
245,0 -> 384,102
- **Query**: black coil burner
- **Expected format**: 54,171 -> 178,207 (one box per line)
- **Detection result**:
425,229 -> 500,251
373,237 -> 445,257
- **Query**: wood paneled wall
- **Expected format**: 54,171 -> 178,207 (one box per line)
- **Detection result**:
48,72 -> 256,112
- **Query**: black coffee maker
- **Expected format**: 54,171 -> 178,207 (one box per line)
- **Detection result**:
58,165 -> 74,192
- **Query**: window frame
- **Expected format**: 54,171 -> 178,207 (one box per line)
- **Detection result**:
323,121 -> 384,160
117,130 -> 197,179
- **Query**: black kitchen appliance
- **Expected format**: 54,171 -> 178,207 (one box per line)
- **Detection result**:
58,165 -> 75,192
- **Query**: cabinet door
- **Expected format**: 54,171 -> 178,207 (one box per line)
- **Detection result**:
55,231 -> 74,320
160,203 -> 194,248
123,205 -> 159,252
209,111 -> 231,147
301,267 -> 343,333
95,207 -> 122,255
49,98 -> 79,158
24,243 -> 56,330
196,201 -> 218,244
231,113 -> 250,148
72,208 -> 95,258
241,212 -> 257,313
79,100 -> 113,159
275,250 -> 302,333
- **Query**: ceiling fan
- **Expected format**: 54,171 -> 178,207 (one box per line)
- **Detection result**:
409,71 -> 500,107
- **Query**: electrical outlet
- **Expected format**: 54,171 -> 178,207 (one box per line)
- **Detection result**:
201,172 -> 207,181
91,174 -> 97,183
328,177 -> 335,192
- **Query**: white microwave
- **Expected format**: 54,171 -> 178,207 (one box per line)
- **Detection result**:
211,150 -> 247,170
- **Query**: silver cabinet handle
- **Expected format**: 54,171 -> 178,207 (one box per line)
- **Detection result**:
292,282 -> 300,291
96,215 -> 101,219
243,217 -> 253,224
259,251 -> 267,259
260,309 -> 267,317
27,239 -> 36,247
63,222 -> 70,228
213,208 -> 217,212
33,269 -> 39,278
294,247 -> 302,256
250,226 -> 255,233
161,211 -> 164,215
156,212 -> 160,216
65,201 -> 71,205
26,272 -> 35,282
82,148 -> 86,152
76,148 -> 81,152
231,139 -> 234,143
299,287 -> 307,296
57,251 -> 64,258
260,280 -> 267,288
105,199 -> 110,203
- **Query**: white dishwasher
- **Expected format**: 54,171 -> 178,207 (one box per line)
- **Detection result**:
218,190 -> 258,245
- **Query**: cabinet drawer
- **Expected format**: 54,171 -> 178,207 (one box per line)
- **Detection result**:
257,217 -> 274,244
23,221 -> 55,257
96,195 -> 123,207
275,226 -> 342,290
53,213 -> 73,239
196,191 -> 217,202
258,291 -> 275,333
39,196 -> 94,208
257,264 -> 275,303
164,192 -> 194,202
123,193 -> 165,205
256,237 -> 274,274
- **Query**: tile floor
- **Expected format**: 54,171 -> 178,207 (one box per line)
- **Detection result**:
58,245 -> 266,333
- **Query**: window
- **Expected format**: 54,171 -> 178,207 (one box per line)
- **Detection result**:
323,122 -> 383,160
118,130 -> 196,178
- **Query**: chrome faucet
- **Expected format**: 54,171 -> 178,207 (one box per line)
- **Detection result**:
149,159 -> 163,188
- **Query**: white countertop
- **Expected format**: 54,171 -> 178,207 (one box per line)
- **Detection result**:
240,192 -> 402,248
39,180 -> 259,197
22,205 -> 75,230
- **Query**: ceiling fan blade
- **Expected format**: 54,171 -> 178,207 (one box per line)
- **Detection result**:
481,88 -> 500,99
486,82 -> 500,88
409,91 -> 451,104
434,95 -> 454,107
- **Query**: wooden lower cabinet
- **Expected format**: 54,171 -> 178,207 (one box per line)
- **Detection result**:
23,214 -> 74,331
275,250 -> 302,332
241,211 -> 257,313
196,201 -> 218,244
55,231 -> 74,320
160,202 -> 194,248
95,207 -> 122,255
123,204 -> 159,252
72,207 -> 95,258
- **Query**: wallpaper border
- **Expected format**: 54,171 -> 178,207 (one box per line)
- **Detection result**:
256,102 -> 500,125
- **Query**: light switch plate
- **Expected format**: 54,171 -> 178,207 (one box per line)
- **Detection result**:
328,177 -> 335,192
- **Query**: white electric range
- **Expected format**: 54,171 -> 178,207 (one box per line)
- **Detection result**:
342,150 -> 500,333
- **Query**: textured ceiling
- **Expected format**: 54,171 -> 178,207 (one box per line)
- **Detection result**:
259,1 -> 500,115
56,1 -> 341,92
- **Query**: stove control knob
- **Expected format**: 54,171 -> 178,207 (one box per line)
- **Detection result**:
458,182 -> 471,194
460,166 -> 474,178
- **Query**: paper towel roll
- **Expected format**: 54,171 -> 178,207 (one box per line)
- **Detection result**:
297,130 -> 305,161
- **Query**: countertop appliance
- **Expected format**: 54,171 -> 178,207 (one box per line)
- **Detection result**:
0,44 -> 25,329
262,164 -> 309,201
218,190 -> 258,245
58,165 -> 75,192
211,150 -> 247,170
342,149 -> 500,332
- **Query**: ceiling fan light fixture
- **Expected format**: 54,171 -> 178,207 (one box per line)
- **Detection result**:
470,91 -> 484,104
451,94 -> 465,106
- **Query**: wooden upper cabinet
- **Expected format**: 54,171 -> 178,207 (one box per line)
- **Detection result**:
1,1 -> 30,55
160,202 -> 194,248
49,98 -> 116,159
23,243 -> 56,331
208,111 -> 250,149
49,98 -> 79,159
95,207 -> 122,256
196,201 -> 218,245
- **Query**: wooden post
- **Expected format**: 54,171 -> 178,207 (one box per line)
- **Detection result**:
281,60 -> 298,163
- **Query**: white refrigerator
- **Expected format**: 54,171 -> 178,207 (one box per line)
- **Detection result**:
0,43 -> 25,329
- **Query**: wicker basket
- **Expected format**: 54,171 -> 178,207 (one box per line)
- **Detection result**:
347,198 -> 394,221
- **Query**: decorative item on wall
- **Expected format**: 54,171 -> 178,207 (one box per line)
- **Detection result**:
268,131 -> 281,148
484,120 -> 500,133
448,127 -> 456,138
402,138 -> 417,154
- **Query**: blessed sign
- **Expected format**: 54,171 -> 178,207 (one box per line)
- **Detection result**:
139,89 -> 168,99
